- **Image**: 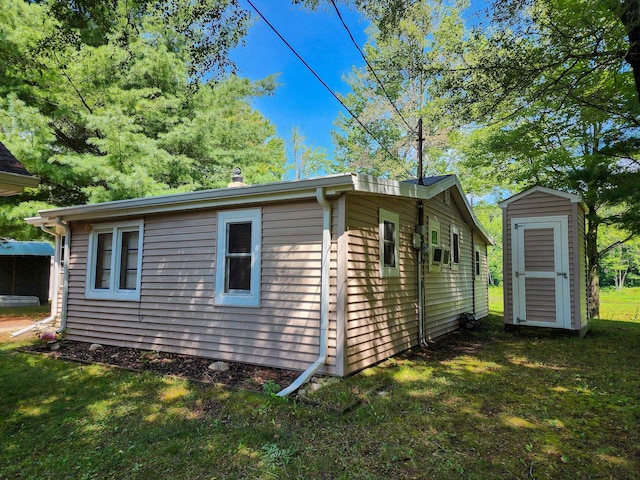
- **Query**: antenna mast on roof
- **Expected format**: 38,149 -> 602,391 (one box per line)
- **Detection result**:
417,118 -> 424,185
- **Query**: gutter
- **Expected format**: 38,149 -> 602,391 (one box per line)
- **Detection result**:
278,187 -> 331,397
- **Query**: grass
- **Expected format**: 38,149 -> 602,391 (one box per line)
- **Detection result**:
1,290 -> 639,479
0,304 -> 50,319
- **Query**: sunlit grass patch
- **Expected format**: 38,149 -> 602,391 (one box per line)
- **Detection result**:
441,355 -> 502,374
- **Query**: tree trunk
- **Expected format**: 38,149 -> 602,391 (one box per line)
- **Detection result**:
586,216 -> 600,318
620,0 -> 640,103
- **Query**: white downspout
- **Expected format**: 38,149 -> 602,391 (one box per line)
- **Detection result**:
55,217 -> 70,334
11,224 -> 60,337
278,187 -> 331,397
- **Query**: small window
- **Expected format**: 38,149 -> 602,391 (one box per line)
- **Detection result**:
216,208 -> 261,306
475,249 -> 481,276
86,221 -> 143,300
429,218 -> 442,271
379,209 -> 400,277
451,225 -> 460,270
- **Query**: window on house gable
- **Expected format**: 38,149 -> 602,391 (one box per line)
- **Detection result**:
86,221 -> 143,301
216,208 -> 261,306
379,209 -> 400,277
451,225 -> 460,270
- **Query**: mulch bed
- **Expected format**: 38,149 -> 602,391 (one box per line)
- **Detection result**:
22,340 -> 302,394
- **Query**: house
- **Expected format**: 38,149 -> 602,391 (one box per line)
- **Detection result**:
0,240 -> 54,306
499,186 -> 589,336
0,142 -> 39,196
26,173 -> 493,391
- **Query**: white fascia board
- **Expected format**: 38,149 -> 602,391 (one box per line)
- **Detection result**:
355,174 -> 494,245
27,173 -> 359,225
498,185 -> 584,209
0,171 -> 40,195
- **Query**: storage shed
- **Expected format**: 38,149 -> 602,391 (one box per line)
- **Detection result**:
0,240 -> 54,305
499,186 -> 589,335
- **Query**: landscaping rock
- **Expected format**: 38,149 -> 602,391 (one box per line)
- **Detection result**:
89,343 -> 103,352
208,361 -> 229,372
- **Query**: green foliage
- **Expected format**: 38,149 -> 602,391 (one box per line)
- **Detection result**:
331,0 -> 468,181
261,379 -> 282,396
472,202 -> 503,285
0,0 -> 285,239
287,127 -> 333,179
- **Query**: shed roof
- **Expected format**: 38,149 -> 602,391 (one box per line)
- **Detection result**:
0,240 -> 54,256
0,142 -> 40,196
26,173 -> 494,245
498,185 -> 587,211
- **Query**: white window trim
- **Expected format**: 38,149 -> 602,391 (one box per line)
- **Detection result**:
86,220 -> 144,301
215,208 -> 262,307
379,208 -> 400,278
429,217 -> 441,272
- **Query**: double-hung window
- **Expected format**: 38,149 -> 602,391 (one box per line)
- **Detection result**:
379,209 -> 400,277
86,220 -> 143,300
215,208 -> 261,306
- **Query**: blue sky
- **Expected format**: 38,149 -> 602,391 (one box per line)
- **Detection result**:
230,0 -> 369,165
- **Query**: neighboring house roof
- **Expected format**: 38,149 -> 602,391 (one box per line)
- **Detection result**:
498,185 -> 587,211
0,240 -> 54,256
26,173 -> 494,245
0,142 -> 39,196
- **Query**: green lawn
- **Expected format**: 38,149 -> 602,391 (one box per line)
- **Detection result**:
1,290 -> 639,479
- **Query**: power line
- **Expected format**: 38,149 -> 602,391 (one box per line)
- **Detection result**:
245,0 -> 412,177
329,0 -> 416,134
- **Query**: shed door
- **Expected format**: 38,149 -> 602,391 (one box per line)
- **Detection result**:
511,216 -> 570,329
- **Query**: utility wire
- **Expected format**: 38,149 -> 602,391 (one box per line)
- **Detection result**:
329,0 -> 416,134
245,0 -> 412,176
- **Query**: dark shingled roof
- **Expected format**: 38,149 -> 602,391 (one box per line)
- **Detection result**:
0,142 -> 32,176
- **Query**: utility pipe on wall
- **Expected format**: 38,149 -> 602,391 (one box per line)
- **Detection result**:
55,217 -> 70,334
278,187 -> 331,397
417,201 -> 428,346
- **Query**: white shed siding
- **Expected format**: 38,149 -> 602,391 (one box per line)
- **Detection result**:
423,191 -> 475,340
344,194 -> 419,374
63,201 -> 335,372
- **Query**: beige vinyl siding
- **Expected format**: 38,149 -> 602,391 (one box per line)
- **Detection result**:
574,204 -> 589,328
423,191 -> 475,340
473,233 -> 489,319
64,201 -> 334,373
344,194 -> 418,375
503,191 -> 575,325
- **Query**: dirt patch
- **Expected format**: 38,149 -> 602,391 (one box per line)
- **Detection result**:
21,340 -> 302,394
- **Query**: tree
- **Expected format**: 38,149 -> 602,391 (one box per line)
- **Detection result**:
330,0 -> 467,180
0,0 -> 285,239
287,127 -> 332,180
599,224 -> 640,289
437,0 -> 640,317
473,202 -> 503,285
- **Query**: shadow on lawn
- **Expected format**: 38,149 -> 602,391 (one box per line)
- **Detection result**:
1,314 -> 639,479
0,349 -> 277,479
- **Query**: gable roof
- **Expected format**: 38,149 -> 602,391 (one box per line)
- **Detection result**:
26,173 -> 493,245
498,185 -> 587,211
0,142 -> 39,196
